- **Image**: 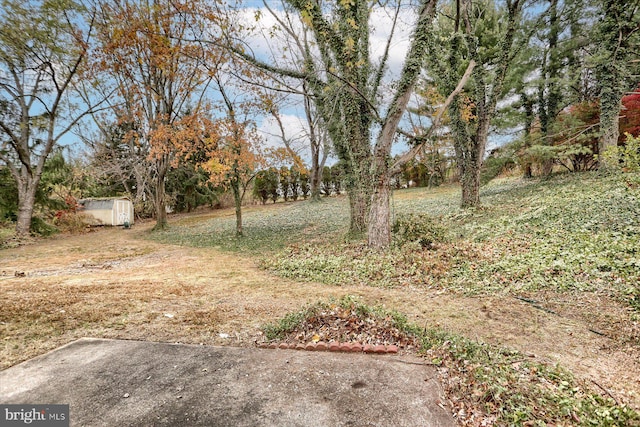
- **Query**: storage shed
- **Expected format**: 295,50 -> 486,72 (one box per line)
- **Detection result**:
79,197 -> 134,226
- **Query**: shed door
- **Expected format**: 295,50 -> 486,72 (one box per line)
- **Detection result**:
115,200 -> 130,225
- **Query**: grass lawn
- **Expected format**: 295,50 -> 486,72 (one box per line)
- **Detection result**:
153,172 -> 640,300
150,171 -> 640,425
2,171 -> 639,425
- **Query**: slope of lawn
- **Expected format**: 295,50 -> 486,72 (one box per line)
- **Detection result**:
150,170 -> 640,425
266,173 -> 638,297
151,197 -> 350,253
153,171 -> 639,306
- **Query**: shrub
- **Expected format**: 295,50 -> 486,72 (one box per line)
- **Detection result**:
603,133 -> 640,173
252,170 -> 270,204
53,212 -> 93,233
253,168 -> 280,204
392,213 -> 446,249
481,147 -> 517,185
601,133 -> 640,188
299,171 -> 310,199
30,217 -> 58,237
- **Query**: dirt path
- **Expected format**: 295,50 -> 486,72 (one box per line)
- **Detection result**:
1,222 -> 638,409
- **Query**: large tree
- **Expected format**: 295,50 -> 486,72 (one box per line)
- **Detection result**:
595,0 -> 640,167
95,0 -> 212,230
526,0 -> 597,175
0,0 -> 104,237
227,0 -> 477,247
425,0 -> 524,208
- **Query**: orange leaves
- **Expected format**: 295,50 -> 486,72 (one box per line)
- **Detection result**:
94,0 -> 269,200
264,147 -> 306,172
95,0 -> 217,166
170,112 -> 265,188
202,157 -> 230,178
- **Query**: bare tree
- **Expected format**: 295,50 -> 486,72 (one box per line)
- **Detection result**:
0,0 -> 109,237
265,89 -> 330,201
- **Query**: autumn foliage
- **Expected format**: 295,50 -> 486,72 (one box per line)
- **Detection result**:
620,85 -> 640,140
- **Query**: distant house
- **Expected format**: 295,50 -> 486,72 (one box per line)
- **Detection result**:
78,197 -> 134,226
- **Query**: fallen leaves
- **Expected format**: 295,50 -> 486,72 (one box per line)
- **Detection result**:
261,301 -> 420,351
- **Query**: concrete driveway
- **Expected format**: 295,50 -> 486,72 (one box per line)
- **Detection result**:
0,338 -> 455,426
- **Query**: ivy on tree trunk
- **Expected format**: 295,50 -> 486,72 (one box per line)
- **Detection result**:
596,0 -> 640,169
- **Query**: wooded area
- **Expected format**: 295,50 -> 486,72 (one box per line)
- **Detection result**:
1,0 -> 639,247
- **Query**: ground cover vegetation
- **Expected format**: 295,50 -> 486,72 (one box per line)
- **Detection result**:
148,169 -> 640,424
154,171 -> 639,308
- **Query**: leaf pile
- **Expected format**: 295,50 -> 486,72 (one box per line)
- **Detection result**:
260,297 -> 419,350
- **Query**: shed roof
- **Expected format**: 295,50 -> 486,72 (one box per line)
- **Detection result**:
79,198 -> 130,210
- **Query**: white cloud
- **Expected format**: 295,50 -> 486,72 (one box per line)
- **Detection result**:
257,111 -> 308,150
368,6 -> 416,78
234,2 -> 425,163
237,3 -> 419,80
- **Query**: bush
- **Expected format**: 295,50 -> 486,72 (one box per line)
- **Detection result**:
252,170 -> 270,204
30,217 -> 58,237
601,133 -> 640,188
602,133 -> 640,173
252,168 -> 280,204
481,147 -> 517,185
53,212 -> 93,233
392,213 -> 446,249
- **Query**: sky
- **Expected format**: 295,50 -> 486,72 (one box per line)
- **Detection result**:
234,1 -> 418,163
49,0 -> 518,164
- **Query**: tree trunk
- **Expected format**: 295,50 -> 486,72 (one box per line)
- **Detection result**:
521,91 -> 534,178
347,185 -> 368,234
459,158 -> 481,208
599,88 -> 621,170
232,180 -> 243,237
343,125 -> 371,234
309,148 -> 322,202
305,84 -> 325,203
456,129 -> 486,209
133,164 -> 148,217
337,144 -> 370,234
310,169 -> 322,201
539,0 -> 560,178
153,156 -> 168,231
15,174 -> 38,238
367,174 -> 392,248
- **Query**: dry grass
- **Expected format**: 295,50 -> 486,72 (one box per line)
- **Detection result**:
1,216 -> 639,413
0,222 -> 345,369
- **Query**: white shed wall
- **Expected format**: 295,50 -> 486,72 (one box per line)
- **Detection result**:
81,199 -> 134,226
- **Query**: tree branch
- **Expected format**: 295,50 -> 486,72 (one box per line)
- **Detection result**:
372,0 -> 400,101
390,59 -> 476,175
